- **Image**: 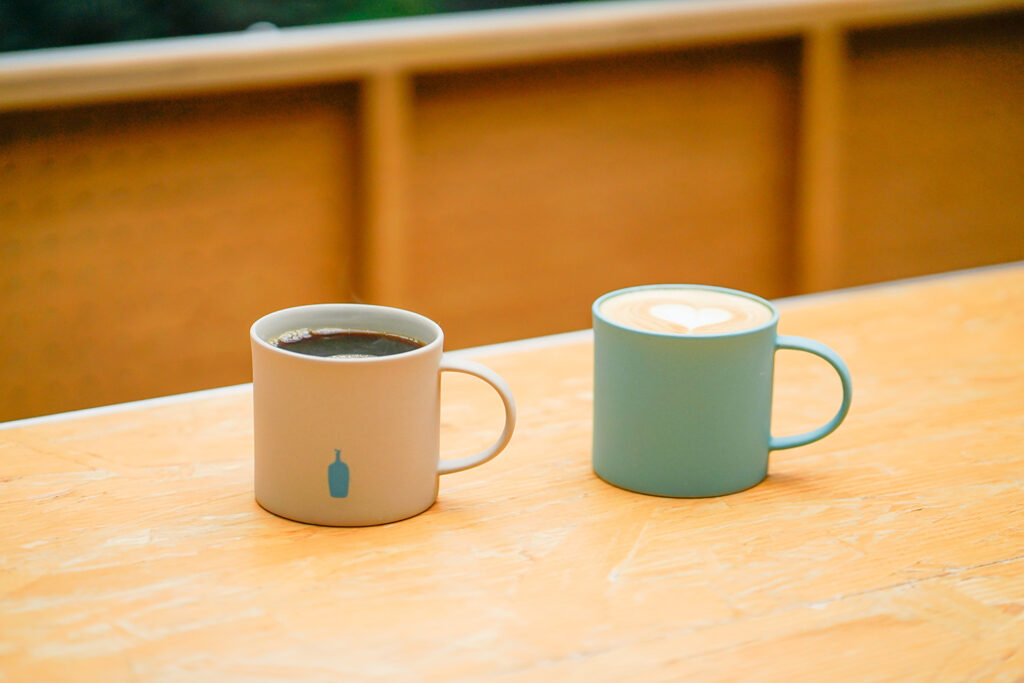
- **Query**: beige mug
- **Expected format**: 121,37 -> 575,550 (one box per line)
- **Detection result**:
250,304 -> 516,526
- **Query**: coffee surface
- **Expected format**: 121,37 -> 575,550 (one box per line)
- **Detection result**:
600,288 -> 773,335
270,328 -> 424,358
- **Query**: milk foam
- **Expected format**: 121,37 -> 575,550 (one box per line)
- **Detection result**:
599,288 -> 773,335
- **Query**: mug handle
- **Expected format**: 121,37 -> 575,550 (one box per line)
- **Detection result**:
769,335 -> 853,451
436,356 -> 517,474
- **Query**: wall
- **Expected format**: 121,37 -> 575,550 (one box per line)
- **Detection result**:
1,0 -> 1022,420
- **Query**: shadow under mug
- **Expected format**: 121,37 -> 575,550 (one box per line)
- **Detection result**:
251,303 -> 516,526
592,285 -> 853,498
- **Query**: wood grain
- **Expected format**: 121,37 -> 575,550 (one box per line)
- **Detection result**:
797,24 -> 846,292
842,13 -> 1024,285
360,71 -> 413,308
409,43 -> 801,348
1,264 -> 1022,680
0,86 -> 358,421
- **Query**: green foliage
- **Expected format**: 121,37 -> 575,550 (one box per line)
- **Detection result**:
0,0 -> 576,53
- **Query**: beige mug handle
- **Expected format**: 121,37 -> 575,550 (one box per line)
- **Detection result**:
436,356 -> 517,475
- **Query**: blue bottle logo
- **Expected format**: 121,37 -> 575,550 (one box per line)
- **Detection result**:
328,450 -> 349,498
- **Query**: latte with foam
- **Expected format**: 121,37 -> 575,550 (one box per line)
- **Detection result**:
599,287 -> 773,335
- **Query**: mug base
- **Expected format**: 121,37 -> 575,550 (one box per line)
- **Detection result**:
255,496 -> 436,527
593,469 -> 768,499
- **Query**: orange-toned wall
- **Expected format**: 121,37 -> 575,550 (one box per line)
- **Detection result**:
1,10 -> 1022,420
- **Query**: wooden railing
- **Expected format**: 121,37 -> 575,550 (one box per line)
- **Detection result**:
1,0 -> 1022,420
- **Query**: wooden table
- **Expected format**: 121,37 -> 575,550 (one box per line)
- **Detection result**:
3,264 -> 1023,680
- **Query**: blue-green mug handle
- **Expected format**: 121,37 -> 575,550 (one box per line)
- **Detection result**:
769,335 -> 853,451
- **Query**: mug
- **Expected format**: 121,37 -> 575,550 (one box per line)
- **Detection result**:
251,304 -> 516,526
592,284 -> 852,497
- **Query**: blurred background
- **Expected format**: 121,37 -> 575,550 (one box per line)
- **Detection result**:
1,0 -> 1022,421
0,0 -> 576,53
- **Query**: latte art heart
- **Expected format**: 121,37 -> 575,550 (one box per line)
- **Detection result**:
600,287 -> 773,335
649,304 -> 732,331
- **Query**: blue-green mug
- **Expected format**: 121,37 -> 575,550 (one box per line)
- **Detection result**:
592,284 -> 852,497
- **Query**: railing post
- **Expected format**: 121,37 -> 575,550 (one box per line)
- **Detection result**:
797,23 -> 846,293
360,70 -> 412,306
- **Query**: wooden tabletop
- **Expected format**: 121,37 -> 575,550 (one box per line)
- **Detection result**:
2,264 -> 1023,681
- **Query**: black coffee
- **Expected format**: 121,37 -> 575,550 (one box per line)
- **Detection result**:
270,328 -> 424,358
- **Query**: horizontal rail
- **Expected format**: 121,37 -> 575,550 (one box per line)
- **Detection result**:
0,0 -> 1019,111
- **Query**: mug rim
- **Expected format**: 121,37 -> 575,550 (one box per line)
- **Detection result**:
592,284 -> 779,338
250,303 -> 443,363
